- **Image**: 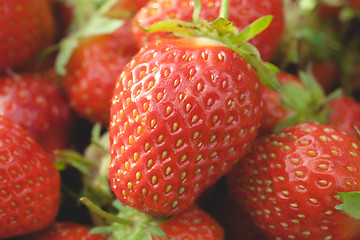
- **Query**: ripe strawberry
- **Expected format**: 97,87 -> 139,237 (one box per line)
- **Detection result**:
226,122 -> 360,240
61,20 -> 139,125
109,37 -> 263,216
29,222 -> 106,240
0,72 -> 75,158
132,0 -> 284,61
152,205 -> 224,240
346,0 -> 360,8
328,95 -> 360,142
0,0 -> 55,72
0,116 -> 60,239
311,60 -> 340,93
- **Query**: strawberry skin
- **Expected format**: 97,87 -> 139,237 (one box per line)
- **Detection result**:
132,0 -> 284,61
0,116 -> 60,239
328,95 -> 360,143
153,205 -> 224,240
0,0 -> 55,72
109,37 -> 262,216
226,122 -> 360,240
64,20 -> 139,125
0,72 -> 75,158
28,222 -> 106,240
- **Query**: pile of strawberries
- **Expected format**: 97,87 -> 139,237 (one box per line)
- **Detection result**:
2,0 -> 360,239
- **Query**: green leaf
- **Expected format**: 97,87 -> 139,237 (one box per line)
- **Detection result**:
55,38 -> 79,76
210,17 -> 237,36
279,82 -> 311,112
91,122 -> 107,150
146,19 -> 198,37
335,192 -> 360,219
145,225 -> 167,238
235,15 -> 273,43
299,71 -> 325,104
237,42 -> 280,91
90,226 -> 113,235
299,28 -> 326,49
81,16 -> 124,37
274,113 -> 304,133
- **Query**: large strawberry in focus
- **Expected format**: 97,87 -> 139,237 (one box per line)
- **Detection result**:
226,122 -> 360,240
132,0 -> 284,61
0,72 -> 75,158
0,0 -> 55,72
63,20 -> 139,125
109,37 -> 263,216
0,116 -> 60,239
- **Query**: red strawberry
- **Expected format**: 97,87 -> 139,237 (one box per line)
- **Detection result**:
311,60 -> 340,93
0,72 -> 75,158
328,95 -> 360,142
109,37 -> 263,216
0,116 -> 60,239
62,20 -> 139,125
153,205 -> 224,240
0,0 -> 55,72
132,0 -> 284,61
346,0 -> 360,8
29,222 -> 106,240
226,122 -> 360,240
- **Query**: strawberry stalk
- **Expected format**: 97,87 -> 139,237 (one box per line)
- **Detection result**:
80,197 -> 168,239
80,197 -> 133,225
144,0 -> 280,91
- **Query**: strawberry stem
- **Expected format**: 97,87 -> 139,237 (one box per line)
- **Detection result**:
80,197 -> 134,226
193,0 -> 201,24
219,0 -> 229,19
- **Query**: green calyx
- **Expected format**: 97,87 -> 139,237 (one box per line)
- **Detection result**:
335,192 -> 360,219
274,69 -> 342,132
143,0 -> 280,91
55,0 -> 125,76
81,197 -> 168,240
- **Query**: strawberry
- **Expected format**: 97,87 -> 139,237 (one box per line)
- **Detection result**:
346,0 -> 360,8
226,122 -> 360,240
328,95 -> 360,142
28,222 -> 106,240
62,19 -> 139,125
311,60 -> 340,93
0,72 -> 75,158
152,204 -> 224,240
0,116 -> 60,239
108,36 -> 264,216
132,0 -> 284,61
0,0 -> 55,72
